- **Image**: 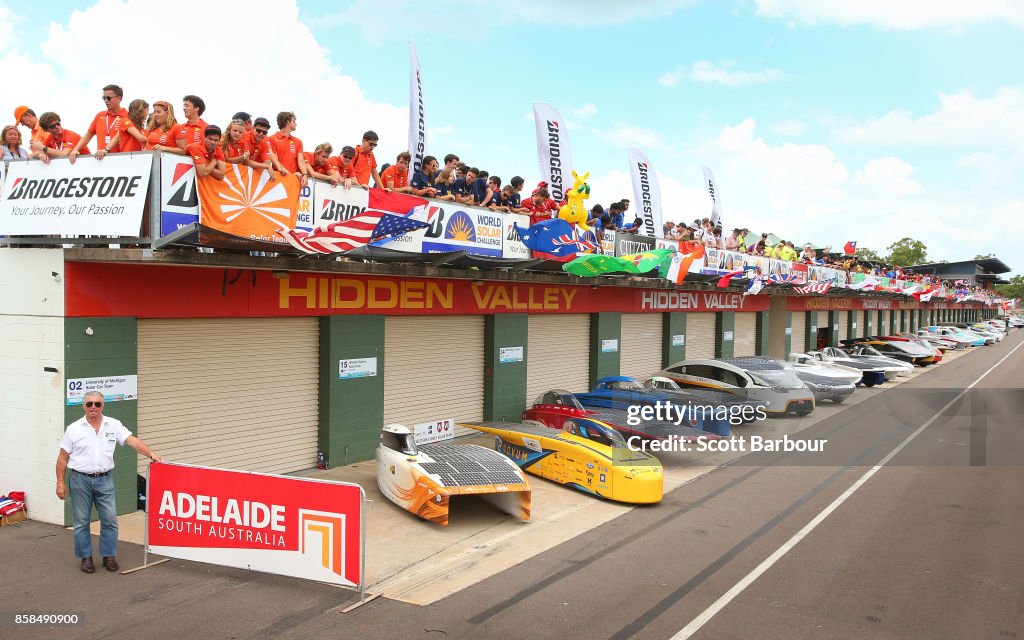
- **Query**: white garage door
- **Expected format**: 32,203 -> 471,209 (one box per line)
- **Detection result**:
620,313 -> 663,380
527,314 -> 590,401
137,318 -> 319,474
733,313 -> 757,356
686,313 -> 716,359
837,311 -> 849,342
384,315 -> 483,439
790,311 -> 806,355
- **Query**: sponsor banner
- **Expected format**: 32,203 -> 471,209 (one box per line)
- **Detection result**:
787,296 -> 952,311
701,248 -> 725,274
296,182 -> 314,232
533,103 -> 572,203
822,267 -> 847,285
0,155 -> 151,236
627,149 -> 664,237
148,462 -> 364,588
159,155 -> 200,235
198,165 -> 301,243
408,42 -> 428,175
702,166 -> 723,229
312,181 -> 369,229
65,262 -> 779,317
66,375 -> 138,405
420,206 -> 503,257
600,229 -> 616,256
503,213 -> 531,258
655,237 -> 679,252
413,418 -> 454,445
790,263 -> 809,285
614,233 -> 654,258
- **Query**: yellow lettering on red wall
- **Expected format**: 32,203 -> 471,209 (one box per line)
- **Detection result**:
278,274 -> 317,309
401,281 -> 425,308
426,282 -> 453,309
562,288 -> 577,309
368,281 -> 398,309
332,279 -> 366,309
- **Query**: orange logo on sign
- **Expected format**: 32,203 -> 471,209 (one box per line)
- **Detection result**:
299,509 -> 346,576
198,165 -> 300,242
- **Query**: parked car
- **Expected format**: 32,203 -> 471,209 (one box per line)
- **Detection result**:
818,346 -> 912,378
654,357 -> 815,416
641,376 -> 770,424
803,350 -> 888,386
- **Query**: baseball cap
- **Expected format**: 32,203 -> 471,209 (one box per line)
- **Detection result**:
341,145 -> 356,157
232,111 -> 252,122
14,106 -> 30,123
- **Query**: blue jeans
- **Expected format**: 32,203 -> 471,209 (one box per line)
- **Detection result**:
69,471 -> 118,558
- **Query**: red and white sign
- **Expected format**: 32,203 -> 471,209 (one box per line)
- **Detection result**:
147,462 -> 364,588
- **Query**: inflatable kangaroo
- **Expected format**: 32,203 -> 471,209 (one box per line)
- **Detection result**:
558,170 -> 591,232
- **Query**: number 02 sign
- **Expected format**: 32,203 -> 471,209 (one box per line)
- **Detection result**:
66,375 -> 139,405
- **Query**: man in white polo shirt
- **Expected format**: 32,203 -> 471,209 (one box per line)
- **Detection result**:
56,391 -> 162,574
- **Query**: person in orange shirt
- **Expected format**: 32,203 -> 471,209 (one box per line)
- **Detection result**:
14,106 -> 46,146
145,101 -> 184,154
380,151 -> 412,193
333,145 -> 360,189
185,125 -> 226,180
220,119 -> 249,164
31,112 -> 89,163
303,143 -> 340,185
268,111 -> 307,184
68,84 -> 136,163
110,99 -> 149,153
175,95 -> 209,151
241,117 -> 277,179
350,130 -> 383,188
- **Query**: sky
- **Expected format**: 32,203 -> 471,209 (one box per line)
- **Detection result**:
3,0 -> 1022,276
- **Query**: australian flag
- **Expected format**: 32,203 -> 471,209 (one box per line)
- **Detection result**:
514,218 -> 597,259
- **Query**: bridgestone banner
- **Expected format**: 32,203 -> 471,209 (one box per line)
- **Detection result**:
408,42 -> 428,175
627,149 -> 664,237
148,462 -> 365,589
533,103 -> 573,203
702,166 -> 723,229
0,155 -> 152,236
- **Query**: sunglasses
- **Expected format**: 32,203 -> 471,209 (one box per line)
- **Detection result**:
366,141 -> 378,148
342,154 -> 354,159
48,121 -> 62,130
255,128 -> 269,135
101,96 -> 114,101
85,401 -> 104,408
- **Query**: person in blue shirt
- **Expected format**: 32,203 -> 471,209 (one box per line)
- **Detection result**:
453,167 -> 474,204
471,169 -> 493,207
509,176 -> 525,209
606,202 -> 625,229
586,204 -> 605,230
410,155 -> 438,198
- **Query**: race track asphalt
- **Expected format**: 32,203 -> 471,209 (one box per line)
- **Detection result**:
3,330 -> 1022,640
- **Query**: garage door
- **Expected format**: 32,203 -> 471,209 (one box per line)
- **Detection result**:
620,313 -> 663,380
837,311 -> 849,342
733,313 -> 757,356
385,315 -> 483,439
686,313 -> 716,359
878,310 -> 887,335
790,311 -> 806,355
527,314 -> 590,402
137,318 -> 319,474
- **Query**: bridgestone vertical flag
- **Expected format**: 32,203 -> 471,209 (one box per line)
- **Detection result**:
408,42 -> 427,174
533,103 -> 573,203
627,148 -> 664,237
702,166 -> 723,229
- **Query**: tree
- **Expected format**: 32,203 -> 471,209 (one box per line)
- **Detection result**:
996,275 -> 1024,300
856,247 -> 882,263
975,253 -> 995,260
885,237 -> 928,266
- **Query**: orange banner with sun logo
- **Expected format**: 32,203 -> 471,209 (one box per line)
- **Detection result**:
197,165 -> 300,242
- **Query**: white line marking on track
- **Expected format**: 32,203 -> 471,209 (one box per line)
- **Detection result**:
670,338 -> 1024,640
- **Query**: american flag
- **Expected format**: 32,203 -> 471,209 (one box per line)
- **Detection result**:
766,272 -> 801,285
794,282 -> 832,295
277,190 -> 429,254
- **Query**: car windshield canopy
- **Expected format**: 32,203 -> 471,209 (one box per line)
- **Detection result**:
645,377 -> 681,391
535,390 -> 584,410
608,379 -> 645,392
749,367 -> 804,389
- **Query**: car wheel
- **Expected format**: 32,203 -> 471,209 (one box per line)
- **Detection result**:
795,408 -> 813,416
832,396 -> 846,403
863,380 -> 876,387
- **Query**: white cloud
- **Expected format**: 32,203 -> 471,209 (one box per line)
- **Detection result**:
770,120 -> 806,136
6,0 -> 408,159
852,158 -> 923,196
659,61 -> 787,87
752,0 -> 1024,29
0,3 -> 20,50
571,103 -> 598,119
840,87 -> 1024,147
592,124 -> 669,150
